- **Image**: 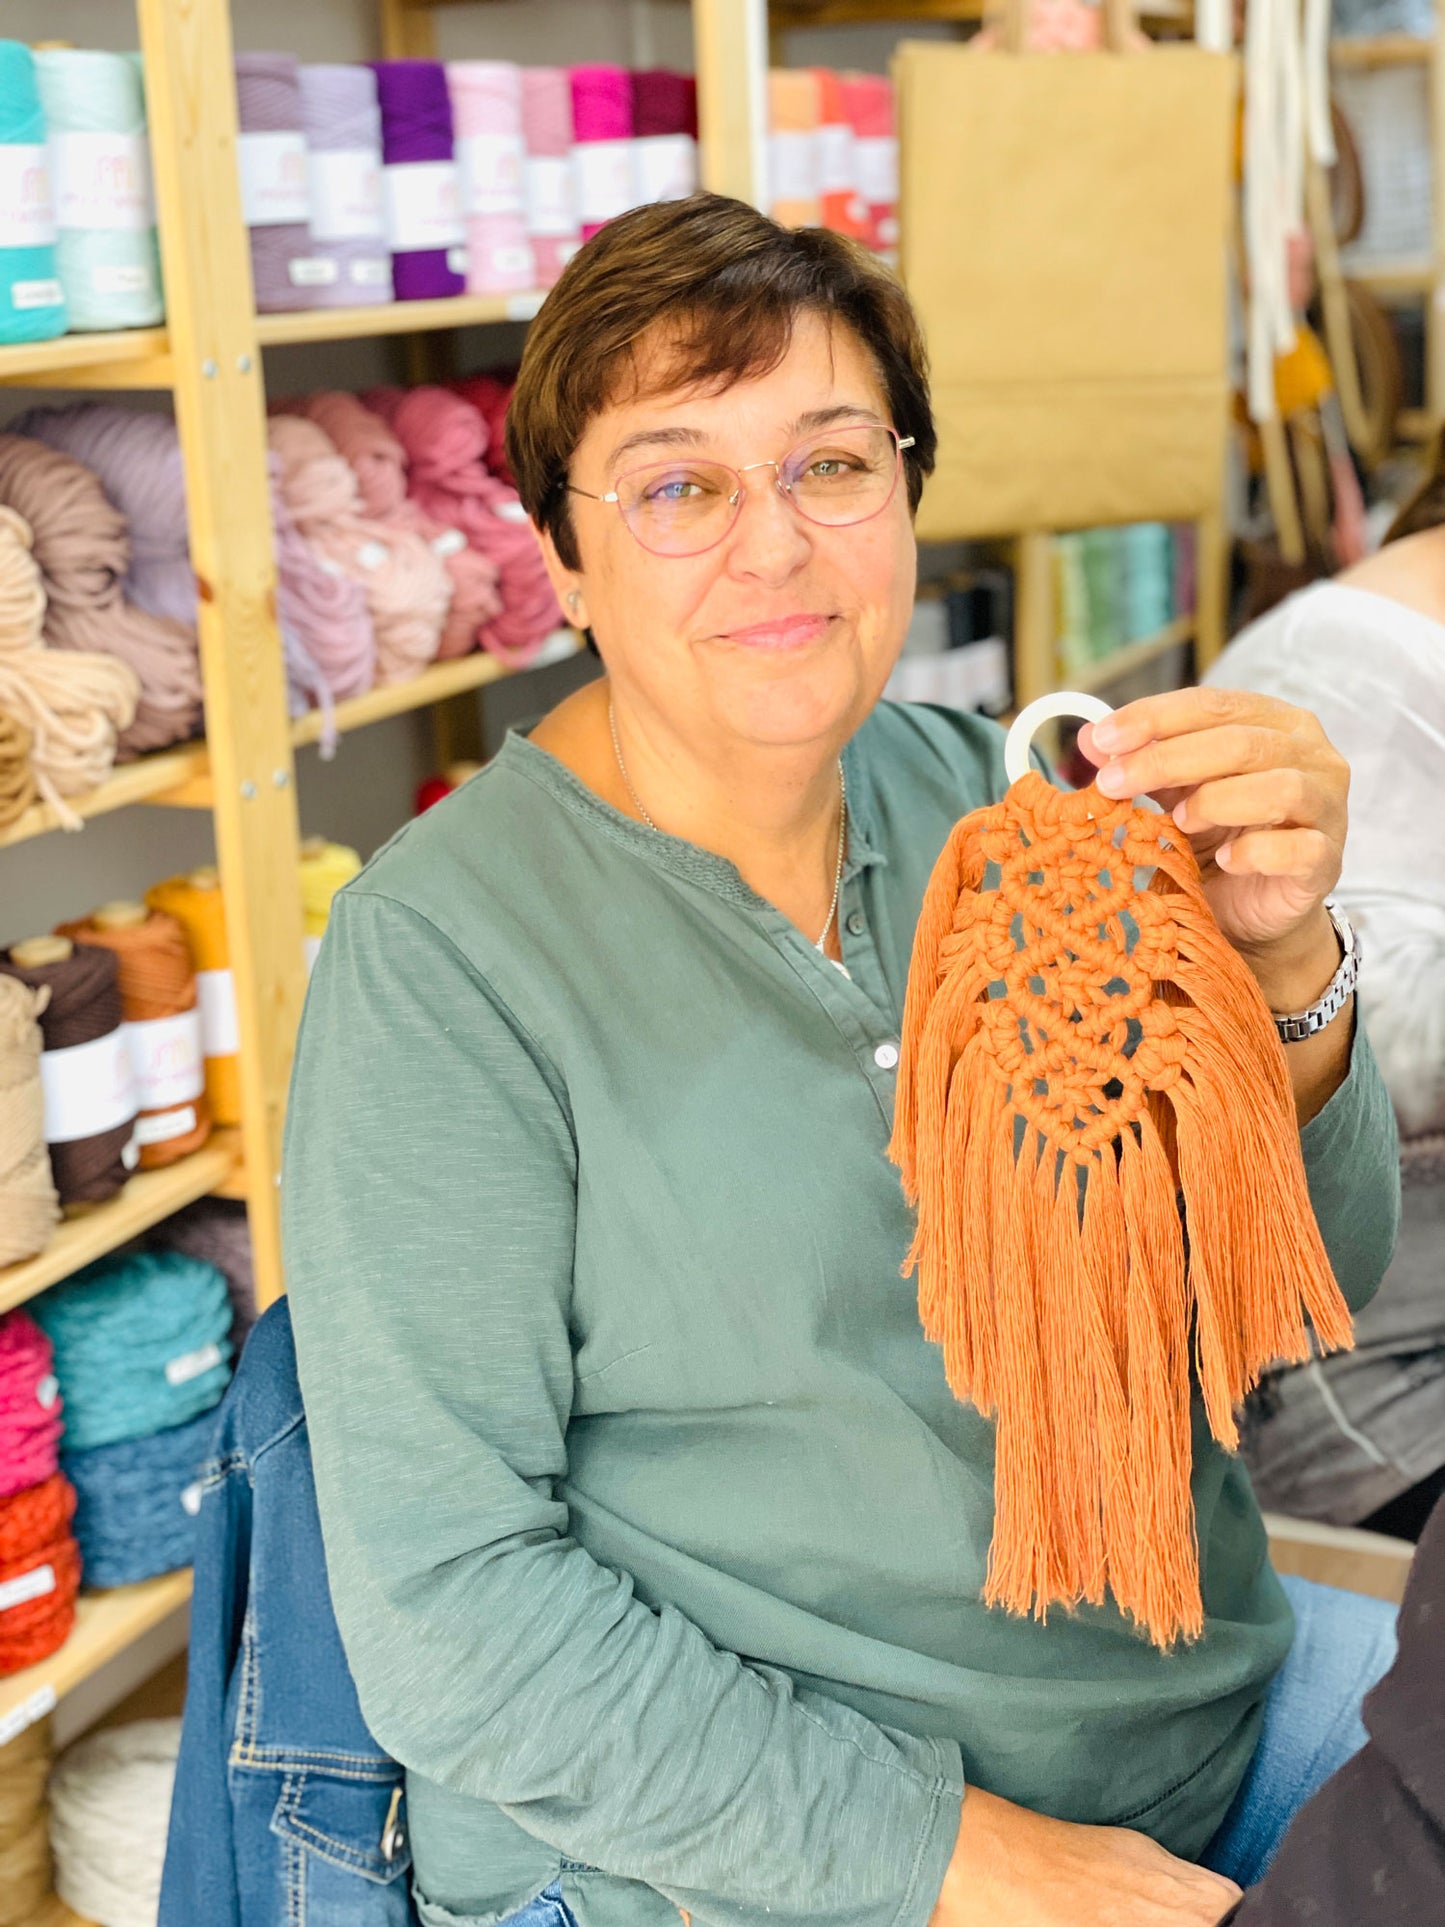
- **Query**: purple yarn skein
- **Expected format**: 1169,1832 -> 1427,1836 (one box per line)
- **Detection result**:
369,59 -> 465,301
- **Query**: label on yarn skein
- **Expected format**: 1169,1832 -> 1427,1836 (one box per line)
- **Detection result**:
767,131 -> 818,206
573,140 -> 635,227
238,130 -> 309,227
524,154 -> 575,236
0,1685 -> 56,1747
10,278 -> 64,311
126,1008 -> 204,1111
0,145 -> 58,247
36,1375 -> 59,1409
304,934 -> 322,975
349,256 -> 389,286
181,1482 -> 203,1516
817,124 -> 856,197
288,256 -> 339,288
308,147 -> 384,241
165,1341 -> 223,1388
40,1027 -> 137,1145
382,160 -> 463,251
196,968 -> 240,1058
91,261 -> 154,296
856,135 -> 898,206
135,1104 -> 198,1148
432,527 -> 467,558
457,131 -> 525,215
633,134 -> 698,206
447,244 -> 469,276
0,1564 -> 56,1614
50,131 -> 155,231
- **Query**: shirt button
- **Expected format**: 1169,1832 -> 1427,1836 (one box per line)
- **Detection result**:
846,910 -> 866,937
873,1041 -> 900,1071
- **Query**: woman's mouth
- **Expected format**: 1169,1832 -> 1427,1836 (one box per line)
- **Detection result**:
718,613 -> 834,652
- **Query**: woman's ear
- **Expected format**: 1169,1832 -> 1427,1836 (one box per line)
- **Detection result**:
536,525 -> 588,633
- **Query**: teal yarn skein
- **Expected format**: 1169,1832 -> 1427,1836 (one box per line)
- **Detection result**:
32,1251 -> 233,1453
33,49 -> 163,331
0,42 -> 67,345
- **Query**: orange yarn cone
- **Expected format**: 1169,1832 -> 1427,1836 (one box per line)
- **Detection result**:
890,771 -> 1353,1648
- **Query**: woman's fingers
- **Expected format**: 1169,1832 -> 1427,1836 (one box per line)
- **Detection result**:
1093,724 -> 1335,806
1083,684 -> 1320,759
1171,768 -> 1331,836
1215,827 -> 1337,883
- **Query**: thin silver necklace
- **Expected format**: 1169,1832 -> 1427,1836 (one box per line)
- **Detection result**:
608,701 -> 847,955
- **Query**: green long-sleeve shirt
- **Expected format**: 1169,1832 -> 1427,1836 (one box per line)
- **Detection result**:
282,699 -> 1400,1927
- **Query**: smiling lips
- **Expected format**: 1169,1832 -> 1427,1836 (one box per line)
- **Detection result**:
719,613 -> 834,651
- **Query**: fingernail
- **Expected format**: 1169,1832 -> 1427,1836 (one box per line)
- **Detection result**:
1096,763 -> 1127,796
1172,802 -> 1189,828
1216,842 -> 1234,869
1091,720 -> 1121,750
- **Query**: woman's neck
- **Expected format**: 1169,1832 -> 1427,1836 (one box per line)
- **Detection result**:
1338,526 -> 1445,628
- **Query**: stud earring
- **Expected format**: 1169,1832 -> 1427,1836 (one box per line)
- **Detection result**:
566,591 -> 582,617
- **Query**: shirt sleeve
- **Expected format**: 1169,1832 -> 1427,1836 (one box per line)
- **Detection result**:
1298,1021 -> 1400,1315
282,885 -> 964,1927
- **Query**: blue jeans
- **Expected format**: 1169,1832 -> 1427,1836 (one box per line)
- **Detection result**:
1202,1574 -> 1398,1888
490,1884 -> 574,1926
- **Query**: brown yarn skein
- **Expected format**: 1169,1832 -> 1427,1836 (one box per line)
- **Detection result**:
0,977 -> 60,1266
0,704 -> 36,830
0,436 -> 202,757
0,942 -> 137,1207
0,1714 -> 55,1927
54,905 -> 211,1169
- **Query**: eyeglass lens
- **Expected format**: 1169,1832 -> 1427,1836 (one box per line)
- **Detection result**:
617,425 -> 903,555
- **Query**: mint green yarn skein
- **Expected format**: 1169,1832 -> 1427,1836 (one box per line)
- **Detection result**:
34,48 -> 163,331
0,42 -> 67,345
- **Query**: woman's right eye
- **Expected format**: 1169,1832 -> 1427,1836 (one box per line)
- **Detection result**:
642,470 -> 716,505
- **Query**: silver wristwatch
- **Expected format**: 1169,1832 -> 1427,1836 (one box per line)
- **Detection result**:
1273,901 -> 1361,1044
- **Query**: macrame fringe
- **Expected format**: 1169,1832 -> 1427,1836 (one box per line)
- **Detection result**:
890,772 -> 1352,1648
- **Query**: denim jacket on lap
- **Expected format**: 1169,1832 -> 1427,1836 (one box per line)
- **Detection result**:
160,1298 -> 418,1927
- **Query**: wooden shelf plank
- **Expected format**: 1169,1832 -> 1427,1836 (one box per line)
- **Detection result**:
290,632 -> 581,746
1349,258 -> 1435,296
0,743 -> 212,851
0,1572 -> 193,1741
0,326 -> 173,388
255,289 -> 545,347
1330,33 -> 1433,68
1066,615 -> 1194,694
0,1132 -> 240,1316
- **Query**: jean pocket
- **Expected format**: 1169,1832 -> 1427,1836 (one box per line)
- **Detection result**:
271,1766 -> 414,1923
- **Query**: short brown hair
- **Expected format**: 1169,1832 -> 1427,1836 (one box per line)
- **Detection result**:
506,193 -> 936,570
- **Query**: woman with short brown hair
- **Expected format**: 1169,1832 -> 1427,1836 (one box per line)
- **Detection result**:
284,195 -> 1400,1927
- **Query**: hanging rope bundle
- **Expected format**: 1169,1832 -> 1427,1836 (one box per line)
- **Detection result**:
0,1311 -> 64,1502
48,1718 -> 181,1927
890,766 -> 1353,1648
0,977 -> 59,1267
0,1471 -> 80,1677
0,1711 -> 54,1927
62,1406 -> 216,1588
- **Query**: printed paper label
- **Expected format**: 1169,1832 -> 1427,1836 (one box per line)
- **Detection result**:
432,528 -> 466,558
855,136 -> 898,206
11,279 -> 63,312
524,154 -> 575,236
196,968 -> 240,1058
181,1483 -> 203,1516
288,255 -> 338,287
483,240 -> 533,279
446,243 -> 469,275
40,1028 -> 136,1145
51,130 -> 154,231
573,140 -> 634,226
0,145 -> 57,247
349,255 -> 389,287
122,1132 -> 140,1172
238,130 -> 309,227
817,123 -> 855,197
0,1565 -> 56,1613
383,160 -> 463,251
166,1341 -> 223,1388
456,131 -> 524,214
768,130 -> 817,206
126,1008 -> 204,1111
135,1104 -> 198,1147
308,147 -> 383,240
91,261 -> 154,296
357,539 -> 389,570
632,134 -> 697,206
0,1686 -> 57,1749
36,1375 -> 59,1409
493,499 -> 529,524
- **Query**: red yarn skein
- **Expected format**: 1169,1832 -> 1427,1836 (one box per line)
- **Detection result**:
0,1471 -> 81,1676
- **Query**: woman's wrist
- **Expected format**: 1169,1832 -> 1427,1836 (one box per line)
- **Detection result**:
1234,902 -> 1342,1017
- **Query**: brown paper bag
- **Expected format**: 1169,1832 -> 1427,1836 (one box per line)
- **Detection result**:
897,7 -> 1238,540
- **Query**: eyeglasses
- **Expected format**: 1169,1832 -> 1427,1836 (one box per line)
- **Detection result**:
566,424 -> 916,558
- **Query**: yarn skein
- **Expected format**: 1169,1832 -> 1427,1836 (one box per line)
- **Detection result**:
269,452 -> 374,747
297,64 -> 392,307
0,977 -> 59,1267
365,384 -> 559,663
234,53 -> 322,314
369,60 -> 466,300
145,870 -> 239,1126
0,1311 -> 63,1501
148,1198 -> 256,1342
53,907 -> 211,1170
0,1714 -> 54,1927
33,49 -> 163,330
299,389 -> 499,657
0,435 -> 201,757
32,1249 -> 232,1453
300,836 -> 361,973
813,69 -> 870,241
767,69 -> 822,229
49,1718 -> 181,1927
0,1472 -> 80,1678
519,68 -> 580,289
0,942 -> 138,1209
0,42 -> 67,345
631,70 -> 699,206
570,65 -> 636,242
447,62 -> 535,296
268,412 -> 451,684
0,505 -> 137,822
840,73 -> 898,258
13,403 -> 197,627
0,702 -> 36,829
450,372 -> 516,485
62,1406 -> 216,1588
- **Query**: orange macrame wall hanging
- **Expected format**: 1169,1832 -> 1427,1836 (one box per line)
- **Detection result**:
890,700 -> 1352,1649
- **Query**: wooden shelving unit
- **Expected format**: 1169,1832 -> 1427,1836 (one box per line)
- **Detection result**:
0,1572 -> 193,1743
1068,616 -> 1195,696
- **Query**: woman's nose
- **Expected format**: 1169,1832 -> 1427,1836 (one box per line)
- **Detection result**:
722,470 -> 813,584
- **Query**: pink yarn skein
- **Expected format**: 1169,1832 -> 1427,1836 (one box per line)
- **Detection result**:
0,1310 -> 64,1502
267,414 -> 451,685
298,391 -> 500,659
365,385 -> 559,665
268,453 -> 375,720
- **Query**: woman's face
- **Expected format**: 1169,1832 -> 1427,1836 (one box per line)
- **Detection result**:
544,310 -> 917,758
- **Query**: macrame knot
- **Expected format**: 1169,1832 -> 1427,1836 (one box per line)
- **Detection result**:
891,770 -> 1353,1648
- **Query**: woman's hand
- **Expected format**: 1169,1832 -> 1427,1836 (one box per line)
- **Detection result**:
929,1787 -> 1242,1926
1076,687 -> 1348,961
